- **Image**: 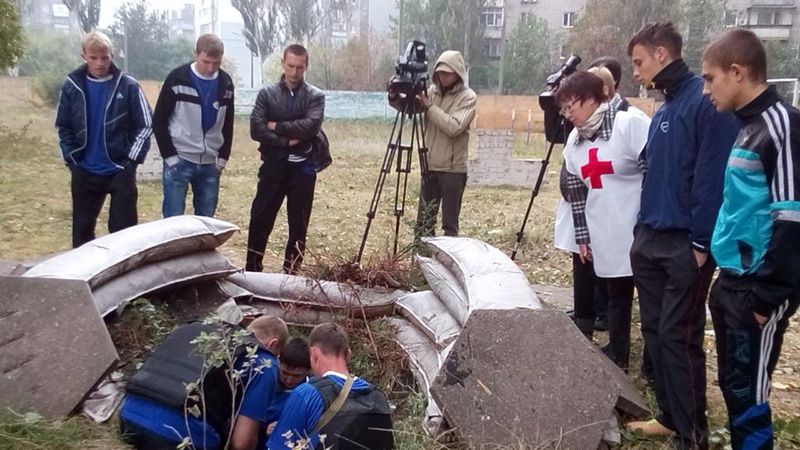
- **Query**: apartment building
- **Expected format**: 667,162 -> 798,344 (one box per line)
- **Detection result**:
725,0 -> 800,42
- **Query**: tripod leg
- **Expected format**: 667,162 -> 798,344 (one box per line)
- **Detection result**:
510,122 -> 562,260
356,109 -> 406,263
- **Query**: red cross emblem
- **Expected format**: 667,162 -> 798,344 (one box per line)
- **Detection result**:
580,147 -> 614,189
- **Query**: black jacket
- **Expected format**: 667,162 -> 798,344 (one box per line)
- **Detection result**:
250,76 -> 325,177
55,63 -> 152,168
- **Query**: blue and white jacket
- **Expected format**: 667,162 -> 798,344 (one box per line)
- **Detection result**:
55,63 -> 152,168
711,86 -> 800,315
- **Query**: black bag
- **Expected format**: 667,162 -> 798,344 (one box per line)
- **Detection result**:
126,321 -> 260,436
312,377 -> 394,450
311,129 -> 332,172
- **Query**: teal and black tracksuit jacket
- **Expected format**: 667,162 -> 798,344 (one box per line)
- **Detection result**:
710,86 -> 800,450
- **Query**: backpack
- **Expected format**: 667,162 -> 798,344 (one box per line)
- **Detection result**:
126,321 -> 261,437
311,377 -> 394,450
311,129 -> 332,172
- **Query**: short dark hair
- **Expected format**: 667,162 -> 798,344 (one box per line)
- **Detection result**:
703,28 -> 767,83
309,322 -> 349,357
555,71 -> 608,106
281,337 -> 310,369
283,44 -> 309,64
589,56 -> 622,89
627,22 -> 682,59
196,33 -> 224,58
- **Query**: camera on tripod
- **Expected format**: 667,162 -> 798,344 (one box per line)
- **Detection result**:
389,40 -> 429,106
540,55 -> 581,144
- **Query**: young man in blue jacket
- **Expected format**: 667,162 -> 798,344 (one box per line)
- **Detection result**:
702,29 -> 800,450
624,23 -> 740,449
55,31 -> 152,248
266,322 -> 393,450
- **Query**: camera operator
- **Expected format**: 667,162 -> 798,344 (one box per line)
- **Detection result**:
388,50 -> 477,239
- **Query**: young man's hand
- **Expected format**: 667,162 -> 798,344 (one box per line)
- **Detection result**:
692,249 -> 708,268
754,312 -> 768,325
267,121 -> 278,130
288,139 -> 301,146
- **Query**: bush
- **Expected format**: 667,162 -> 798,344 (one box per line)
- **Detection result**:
32,67 -> 67,107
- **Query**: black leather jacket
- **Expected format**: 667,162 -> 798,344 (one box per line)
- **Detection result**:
250,76 -> 325,162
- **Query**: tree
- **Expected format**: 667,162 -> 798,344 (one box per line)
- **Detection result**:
279,0 -> 325,43
231,0 -> 280,63
62,0 -> 100,33
394,0 -> 489,86
501,16 -> 552,94
109,0 -> 193,80
0,0 -> 24,72
567,0 -> 681,95
678,0 -> 723,73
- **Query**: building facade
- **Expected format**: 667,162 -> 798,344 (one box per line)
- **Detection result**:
20,0 -> 79,33
725,0 -> 800,42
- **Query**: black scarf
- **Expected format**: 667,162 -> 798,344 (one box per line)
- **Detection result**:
651,59 -> 692,100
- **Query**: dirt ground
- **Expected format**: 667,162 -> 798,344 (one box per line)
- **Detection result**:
1,76 -> 799,448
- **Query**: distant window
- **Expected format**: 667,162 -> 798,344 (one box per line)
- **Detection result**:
52,3 -> 70,17
723,9 -> 737,27
752,8 -> 793,26
484,38 -> 501,57
560,44 -> 572,60
480,7 -> 504,27
563,12 -> 577,28
520,12 -> 531,24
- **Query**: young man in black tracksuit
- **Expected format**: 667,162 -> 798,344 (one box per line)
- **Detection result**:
247,44 -> 325,274
702,29 -> 800,450
625,23 -> 740,449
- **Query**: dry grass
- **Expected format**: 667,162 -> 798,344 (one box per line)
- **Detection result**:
3,77 -> 800,449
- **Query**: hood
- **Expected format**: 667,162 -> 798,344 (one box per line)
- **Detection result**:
433,50 -> 468,87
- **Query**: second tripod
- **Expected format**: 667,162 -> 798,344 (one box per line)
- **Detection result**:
356,96 -> 429,264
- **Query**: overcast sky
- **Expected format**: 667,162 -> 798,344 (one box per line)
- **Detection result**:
99,0 -> 243,28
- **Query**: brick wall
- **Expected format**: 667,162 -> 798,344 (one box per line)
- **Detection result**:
468,129 -> 544,189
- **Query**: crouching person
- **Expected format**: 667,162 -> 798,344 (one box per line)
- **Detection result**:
120,316 -> 305,450
267,322 -> 394,449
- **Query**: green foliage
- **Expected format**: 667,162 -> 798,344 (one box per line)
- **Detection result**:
305,31 -> 396,91
17,31 -> 81,77
680,0 -> 724,73
567,0 -> 682,95
0,0 -> 24,72
394,0 -> 491,88
186,316 -> 270,450
16,31 -> 82,106
109,0 -> 193,80
501,17 -> 552,94
0,412 -> 120,450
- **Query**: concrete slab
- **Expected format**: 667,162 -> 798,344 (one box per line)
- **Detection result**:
532,284 -> 573,313
0,260 -> 21,277
431,309 -> 625,449
0,276 -> 118,418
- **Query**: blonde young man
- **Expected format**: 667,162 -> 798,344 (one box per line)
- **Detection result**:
153,33 -> 235,218
55,31 -> 152,248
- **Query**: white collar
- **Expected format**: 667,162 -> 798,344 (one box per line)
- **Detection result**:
322,370 -> 357,381
190,62 -> 218,80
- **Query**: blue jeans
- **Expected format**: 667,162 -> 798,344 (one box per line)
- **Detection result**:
162,159 -> 220,217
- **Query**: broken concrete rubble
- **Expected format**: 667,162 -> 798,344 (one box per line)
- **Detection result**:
431,308 -> 644,450
0,276 -> 117,418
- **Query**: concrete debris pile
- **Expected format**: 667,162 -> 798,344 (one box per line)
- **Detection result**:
2,218 -> 648,449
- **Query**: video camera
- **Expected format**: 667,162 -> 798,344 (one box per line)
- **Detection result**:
540,55 -> 581,144
389,40 -> 429,104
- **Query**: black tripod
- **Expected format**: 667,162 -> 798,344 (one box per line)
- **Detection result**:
510,116 -> 566,261
356,95 -> 429,264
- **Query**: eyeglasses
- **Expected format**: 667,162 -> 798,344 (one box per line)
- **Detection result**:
559,98 -> 581,116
